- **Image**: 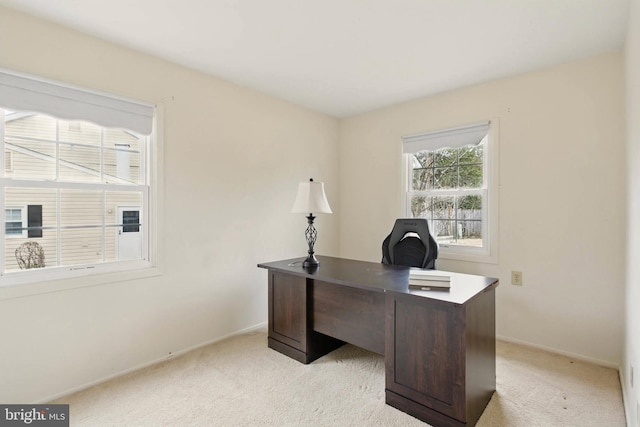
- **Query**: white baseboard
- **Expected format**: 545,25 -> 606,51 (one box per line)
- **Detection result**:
498,335 -> 633,424
619,370 -> 632,427
163,321 -> 267,361
37,321 -> 268,404
496,334 -> 620,369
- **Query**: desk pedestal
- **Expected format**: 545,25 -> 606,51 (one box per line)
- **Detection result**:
385,289 -> 496,427
267,271 -> 343,363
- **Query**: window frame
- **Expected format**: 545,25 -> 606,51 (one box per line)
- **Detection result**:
0,71 -> 162,293
403,121 -> 499,264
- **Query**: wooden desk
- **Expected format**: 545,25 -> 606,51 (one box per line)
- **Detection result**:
258,256 -> 499,427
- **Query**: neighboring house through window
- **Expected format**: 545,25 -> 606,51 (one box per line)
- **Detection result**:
0,69 -> 155,283
4,150 -> 13,171
403,122 -> 498,263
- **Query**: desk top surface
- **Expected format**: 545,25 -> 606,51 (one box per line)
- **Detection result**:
258,256 -> 498,305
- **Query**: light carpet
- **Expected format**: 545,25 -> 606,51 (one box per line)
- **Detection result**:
52,329 -> 625,426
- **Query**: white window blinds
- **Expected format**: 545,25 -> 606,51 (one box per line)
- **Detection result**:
0,69 -> 153,135
402,122 -> 490,153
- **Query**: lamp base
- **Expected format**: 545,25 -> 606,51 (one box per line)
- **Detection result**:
302,254 -> 319,269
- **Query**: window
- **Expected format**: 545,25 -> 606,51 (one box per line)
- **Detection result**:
403,122 -> 497,262
0,70 -> 155,283
122,209 -> 140,233
4,205 -> 42,239
4,207 -> 25,237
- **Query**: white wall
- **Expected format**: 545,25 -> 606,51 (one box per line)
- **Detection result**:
0,2 -> 631,408
625,0 -> 640,424
0,6 -> 340,403
339,52 -> 626,366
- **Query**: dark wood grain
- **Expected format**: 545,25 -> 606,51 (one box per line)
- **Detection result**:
463,287 -> 497,426
385,286 -> 498,426
267,271 -> 343,364
259,255 -> 498,304
259,256 -> 499,426
269,271 -> 306,351
313,280 -> 385,355
385,292 -> 465,421
386,390 -> 467,427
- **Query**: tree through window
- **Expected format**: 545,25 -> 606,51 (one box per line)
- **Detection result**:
403,122 -> 495,261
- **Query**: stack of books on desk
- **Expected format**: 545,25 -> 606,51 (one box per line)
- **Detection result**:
408,270 -> 451,289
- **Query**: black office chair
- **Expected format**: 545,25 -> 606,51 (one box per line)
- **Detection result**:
381,218 -> 438,269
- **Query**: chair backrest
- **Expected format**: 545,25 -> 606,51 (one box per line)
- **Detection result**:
381,218 -> 438,269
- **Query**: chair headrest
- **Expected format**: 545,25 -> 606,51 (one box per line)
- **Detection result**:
388,218 -> 432,265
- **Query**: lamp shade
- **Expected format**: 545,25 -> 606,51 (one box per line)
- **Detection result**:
291,179 -> 332,214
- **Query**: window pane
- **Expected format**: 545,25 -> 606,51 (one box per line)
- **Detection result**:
412,167 -> 432,191
458,194 -> 482,211
411,153 -> 433,191
432,166 -> 457,189
412,151 -> 432,168
4,188 -> 57,272
406,127 -> 488,253
5,207 -> 23,235
5,114 -> 57,180
430,196 -> 455,218
456,221 -> 483,246
59,144 -> 102,183
432,219 -> 454,242
58,120 -> 102,147
60,190 -> 102,227
410,195 -> 428,218
122,211 -> 140,233
6,208 -> 22,221
3,182 -> 146,270
5,113 -> 145,185
60,228 -> 102,266
433,148 -> 457,167
104,128 -> 142,185
59,189 -> 105,265
455,195 -> 483,247
409,194 -> 483,248
459,164 -> 483,188
6,222 -> 22,235
4,139 -> 57,180
458,143 -> 483,164
5,113 -> 56,141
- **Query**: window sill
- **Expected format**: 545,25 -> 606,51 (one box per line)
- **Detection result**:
437,248 -> 498,264
0,264 -> 161,300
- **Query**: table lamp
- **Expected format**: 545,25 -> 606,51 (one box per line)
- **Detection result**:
291,178 -> 332,268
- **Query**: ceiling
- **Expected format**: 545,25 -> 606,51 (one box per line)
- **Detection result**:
0,0 -> 630,118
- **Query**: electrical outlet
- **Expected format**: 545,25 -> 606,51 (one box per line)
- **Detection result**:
511,271 -> 523,286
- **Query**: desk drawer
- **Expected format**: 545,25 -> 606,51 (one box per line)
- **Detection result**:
312,280 -> 385,355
